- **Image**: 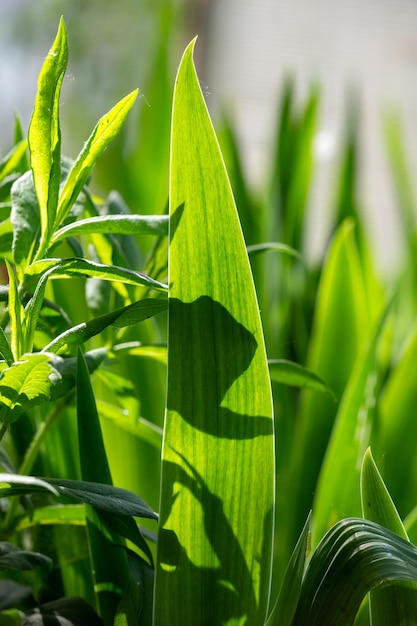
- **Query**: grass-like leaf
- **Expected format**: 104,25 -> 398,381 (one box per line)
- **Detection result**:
268,359 -> 336,399
154,40 -> 275,625
266,512 -> 311,626
28,17 -> 68,255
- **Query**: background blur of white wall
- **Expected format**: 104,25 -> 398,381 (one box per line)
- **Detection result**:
0,0 -> 416,271
201,0 -> 417,269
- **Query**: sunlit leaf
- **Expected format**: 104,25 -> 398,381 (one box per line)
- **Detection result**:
154,40 -> 275,625
28,17 -> 68,254
51,213 -> 168,246
54,90 -> 139,229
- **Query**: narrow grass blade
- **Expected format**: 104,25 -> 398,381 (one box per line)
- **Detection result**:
154,40 -> 275,625
76,350 -> 130,625
51,214 -> 168,246
293,518 -> 417,625
54,90 -> 138,230
266,512 -> 311,626
28,17 -> 68,254
361,448 -> 417,625
312,307 -> 388,544
268,359 -> 336,399
6,261 -> 23,360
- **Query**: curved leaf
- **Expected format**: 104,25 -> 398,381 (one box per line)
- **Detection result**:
293,518 -> 417,626
268,359 -> 336,399
51,213 -> 168,246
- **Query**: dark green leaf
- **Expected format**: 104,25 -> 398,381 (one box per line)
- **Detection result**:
293,518 -> 417,626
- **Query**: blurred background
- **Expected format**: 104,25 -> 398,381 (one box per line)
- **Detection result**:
0,0 -> 416,271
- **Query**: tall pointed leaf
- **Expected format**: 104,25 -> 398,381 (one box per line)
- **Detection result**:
154,40 -> 275,625
28,17 -> 68,254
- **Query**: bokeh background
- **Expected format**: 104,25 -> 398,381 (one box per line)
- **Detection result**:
1,0 -> 416,270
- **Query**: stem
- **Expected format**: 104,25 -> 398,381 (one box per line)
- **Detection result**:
0,422 -> 8,443
3,396 -> 71,531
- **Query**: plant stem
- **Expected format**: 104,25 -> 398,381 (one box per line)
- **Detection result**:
3,396 -> 71,531
0,422 -> 8,443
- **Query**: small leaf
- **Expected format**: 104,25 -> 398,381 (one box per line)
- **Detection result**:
24,257 -> 168,292
44,478 -> 158,520
55,90 -> 139,228
0,542 -> 51,573
0,328 -> 14,366
51,213 -> 169,246
247,242 -> 301,260
43,297 -> 167,354
11,171 -> 41,276
28,17 -> 68,253
0,354 -> 60,424
268,359 -> 336,399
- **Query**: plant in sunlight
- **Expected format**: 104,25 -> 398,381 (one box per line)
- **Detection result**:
0,15 -> 417,626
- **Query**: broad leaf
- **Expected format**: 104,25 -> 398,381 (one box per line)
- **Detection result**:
28,17 -> 68,254
154,40 -> 275,625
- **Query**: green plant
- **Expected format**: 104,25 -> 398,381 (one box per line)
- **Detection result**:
0,17 -> 417,626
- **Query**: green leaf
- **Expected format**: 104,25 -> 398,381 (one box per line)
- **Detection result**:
51,213 -> 168,246
77,350 -> 130,624
266,512 -> 311,626
10,171 -> 40,276
44,478 -> 158,520
54,89 -> 139,230
312,307 -> 388,544
292,518 -> 417,625
48,348 -> 108,400
28,17 -> 68,254
247,242 -> 301,260
43,298 -> 167,354
268,359 -> 336,399
361,448 -> 417,625
0,542 -> 51,573
0,474 -> 59,497
24,257 -> 167,292
0,328 -> 14,366
6,261 -> 24,360
0,140 -> 28,184
0,353 -> 60,424
154,40 -> 275,625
